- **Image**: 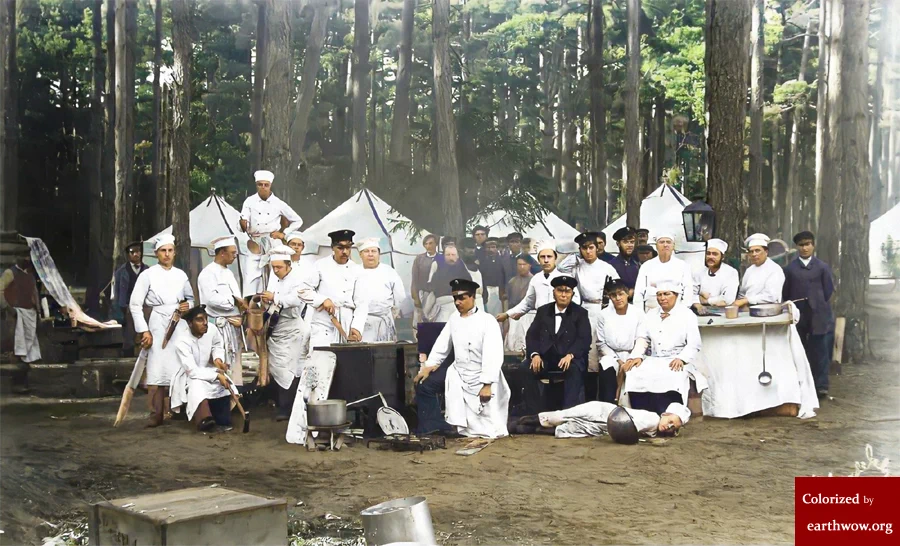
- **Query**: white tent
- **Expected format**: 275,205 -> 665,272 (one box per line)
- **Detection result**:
870,202 -> 900,278
468,205 -> 581,242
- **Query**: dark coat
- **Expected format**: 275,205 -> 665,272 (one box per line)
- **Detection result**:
525,301 -> 592,361
114,262 -> 149,310
783,256 -> 835,335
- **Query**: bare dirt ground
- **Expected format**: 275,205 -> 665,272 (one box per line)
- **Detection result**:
2,293 -> 898,545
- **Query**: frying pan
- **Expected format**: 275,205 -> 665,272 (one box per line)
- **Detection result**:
347,392 -> 410,435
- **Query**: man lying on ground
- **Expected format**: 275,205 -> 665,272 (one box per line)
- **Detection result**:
512,400 -> 691,439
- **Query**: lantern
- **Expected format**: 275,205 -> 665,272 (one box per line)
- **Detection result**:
682,199 -> 716,242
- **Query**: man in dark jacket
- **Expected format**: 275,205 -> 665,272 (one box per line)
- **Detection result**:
783,231 -> 834,396
113,241 -> 148,356
525,275 -> 592,409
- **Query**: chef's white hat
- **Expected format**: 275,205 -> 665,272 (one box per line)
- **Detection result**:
664,402 -> 691,425
267,245 -> 295,262
211,236 -> 236,250
254,170 -> 275,183
357,237 -> 381,252
535,240 -> 556,254
655,280 -> 682,294
655,231 -> 676,243
745,232 -> 770,249
285,230 -> 305,243
706,238 -> 728,254
154,233 -> 175,251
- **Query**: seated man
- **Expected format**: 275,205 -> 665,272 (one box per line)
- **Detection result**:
515,400 -> 691,439
169,305 -> 236,432
621,281 -> 708,414
525,275 -> 591,410
415,279 -> 509,439
692,238 -> 739,314
734,233 -> 785,308
414,321 -> 454,435
596,280 -> 646,403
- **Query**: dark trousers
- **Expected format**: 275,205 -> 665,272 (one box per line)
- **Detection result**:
192,395 -> 233,429
797,324 -> 832,392
536,349 -> 585,410
629,390 -> 682,415
276,376 -> 301,418
595,367 -> 618,404
415,363 -> 451,434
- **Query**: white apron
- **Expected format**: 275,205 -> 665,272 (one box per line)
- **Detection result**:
445,364 -> 510,439
214,318 -> 244,386
504,311 -> 535,353
362,312 -> 397,342
14,307 -> 41,363
267,315 -> 310,390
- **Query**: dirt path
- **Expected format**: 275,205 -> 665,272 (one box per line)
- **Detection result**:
2,295 -> 898,545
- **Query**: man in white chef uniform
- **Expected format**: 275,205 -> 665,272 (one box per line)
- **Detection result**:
259,246 -> 311,421
357,237 -> 413,342
239,169 -> 303,296
516,400 -> 691,439
692,238 -> 739,315
169,305 -> 237,432
415,279 -> 510,439
734,233 -> 785,308
129,234 -> 194,427
198,236 -> 247,386
620,281 -> 708,414
556,232 -> 620,372
286,230 -> 369,444
496,241 -> 581,352
632,232 -> 696,312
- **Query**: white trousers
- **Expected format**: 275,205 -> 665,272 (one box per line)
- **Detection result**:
14,307 -> 41,363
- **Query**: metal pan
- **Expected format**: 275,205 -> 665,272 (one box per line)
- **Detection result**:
749,303 -> 784,317
308,399 -> 348,427
348,392 -> 410,435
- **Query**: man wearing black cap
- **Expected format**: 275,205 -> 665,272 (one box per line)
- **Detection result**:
502,232 -> 540,283
524,275 -> 591,410
636,244 -> 657,264
169,305 -> 236,432
609,227 -> 640,297
635,228 -> 650,248
594,232 -> 616,264
783,231 -> 835,396
415,278 -> 510,438
472,225 -> 489,264
480,237 -> 506,314
113,241 -> 148,356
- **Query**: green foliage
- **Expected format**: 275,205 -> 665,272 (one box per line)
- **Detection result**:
773,79 -> 811,106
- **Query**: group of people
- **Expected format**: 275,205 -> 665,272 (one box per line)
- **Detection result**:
103,168 -> 835,443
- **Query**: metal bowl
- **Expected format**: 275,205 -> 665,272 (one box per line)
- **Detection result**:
749,303 -> 784,317
307,399 -> 347,427
607,406 -> 641,445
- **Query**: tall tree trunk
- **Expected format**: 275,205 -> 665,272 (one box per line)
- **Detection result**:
1,0 -> 18,232
126,0 -> 137,236
814,0 -> 831,232
773,6 -> 789,237
869,3 -> 887,218
787,18 -> 814,234
819,0 -> 842,273
368,42 -> 379,190
113,0 -> 131,270
250,1 -> 266,174
624,0 -> 642,227
263,0 -> 294,203
748,0 -> 764,231
159,85 -> 169,228
152,0 -> 164,231
86,0 -> 107,314
172,0 -> 192,275
560,19 -> 577,212
588,0 -> 607,227
653,94 -> 666,189
389,0 -> 416,169
351,0 -> 370,191
705,0 -> 751,254
836,0 -> 871,362
433,0 -> 464,237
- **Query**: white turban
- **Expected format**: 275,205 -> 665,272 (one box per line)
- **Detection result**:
154,234 -> 175,251
535,240 -> 556,254
707,238 -> 728,254
266,245 -> 295,262
285,230 -> 305,243
211,236 -> 236,250
745,233 -> 770,249
655,280 -> 681,294
664,402 -> 691,425
254,170 -> 275,183
357,237 -> 381,252
655,231 -> 676,243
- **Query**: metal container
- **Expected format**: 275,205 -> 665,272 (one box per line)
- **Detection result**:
361,496 -> 436,546
749,303 -> 784,318
307,399 -> 347,427
724,305 -> 739,319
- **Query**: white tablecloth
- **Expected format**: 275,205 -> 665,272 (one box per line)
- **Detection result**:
693,312 -> 819,419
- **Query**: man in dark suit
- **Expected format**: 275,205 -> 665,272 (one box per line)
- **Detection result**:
525,275 -> 592,410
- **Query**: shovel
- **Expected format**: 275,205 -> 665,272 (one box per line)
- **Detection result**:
758,323 -> 772,386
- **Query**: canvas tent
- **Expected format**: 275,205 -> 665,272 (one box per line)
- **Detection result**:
870,202 -> 900,279
467,204 -> 581,242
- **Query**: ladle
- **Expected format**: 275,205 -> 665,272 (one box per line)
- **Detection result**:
758,323 -> 773,386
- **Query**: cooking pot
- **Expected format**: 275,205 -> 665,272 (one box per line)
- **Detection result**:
307,399 -> 348,427
749,303 -> 784,318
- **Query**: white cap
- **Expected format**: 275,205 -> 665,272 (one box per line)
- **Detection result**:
154,234 -> 175,251
285,230 -> 305,243
357,237 -> 381,252
655,231 -> 676,243
664,402 -> 691,425
266,245 -> 295,262
211,236 -> 236,250
745,233 -> 770,249
535,240 -> 556,254
254,170 -> 275,183
707,238 -> 728,254
655,280 -> 681,294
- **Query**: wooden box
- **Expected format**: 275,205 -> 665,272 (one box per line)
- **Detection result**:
89,487 -> 286,546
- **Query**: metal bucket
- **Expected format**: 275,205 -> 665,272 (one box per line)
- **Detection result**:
361,496 -> 436,546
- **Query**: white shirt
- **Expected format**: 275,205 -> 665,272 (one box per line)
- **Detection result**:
507,269 -> 582,317
360,263 -> 413,317
693,263 -> 740,306
554,305 -> 567,333
597,304 -> 645,355
556,254 -> 620,303
633,255 -> 696,310
131,264 -> 142,275
266,266 -> 308,318
799,257 -> 812,267
299,256 -> 369,333
239,193 -> 303,236
170,328 -> 230,420
738,258 -> 785,305
633,305 -> 702,363
198,262 -> 241,317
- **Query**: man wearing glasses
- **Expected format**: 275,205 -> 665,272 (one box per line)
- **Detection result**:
114,241 -> 148,356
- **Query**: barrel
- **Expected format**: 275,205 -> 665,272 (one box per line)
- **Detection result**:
361,497 -> 436,546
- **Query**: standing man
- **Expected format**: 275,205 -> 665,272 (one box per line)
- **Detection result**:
410,234 -> 438,326
479,237 -> 506,315
503,232 -> 540,282
415,279 -> 510,439
636,245 -> 657,264
1,256 -> 42,366
609,227 -> 640,298
113,241 -> 148,356
497,242 -> 582,324
424,245 -> 472,322
633,232 -> 695,311
472,225 -> 489,264
198,236 -> 247,386
595,232 -> 616,264
239,170 -> 303,296
525,275 -> 592,409
692,238 -> 739,312
358,238 -> 413,342
635,228 -> 650,248
287,230 -> 369,444
734,233 -> 785,308
783,231 -> 834,396
129,234 -> 194,427
504,256 -> 535,351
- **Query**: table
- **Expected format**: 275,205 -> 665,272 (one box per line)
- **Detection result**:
693,311 -> 819,419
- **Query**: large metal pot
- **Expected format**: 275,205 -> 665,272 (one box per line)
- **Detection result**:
361,496 -> 436,545
749,303 -> 785,318
307,399 -> 347,427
